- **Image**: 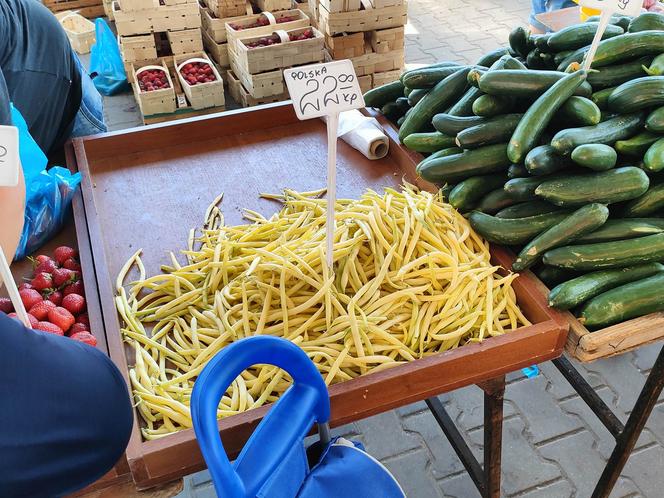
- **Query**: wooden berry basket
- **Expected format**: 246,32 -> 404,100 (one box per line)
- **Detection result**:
167,28 -> 204,55
70,102 -> 567,489
204,0 -> 247,18
202,29 -> 230,67
112,1 -> 200,36
224,8 -> 310,52
318,0 -> 407,35
200,6 -> 248,43
234,26 -> 324,74
358,73 -> 372,92
226,69 -> 290,107
174,53 -> 225,109
119,33 -> 158,63
325,31 -> 365,59
371,25 -> 404,53
56,11 -> 96,55
229,56 -> 284,97
43,0 -> 104,18
131,61 -> 177,116
372,68 -> 401,88
326,47 -> 403,76
251,0 -> 291,11
117,0 -> 155,11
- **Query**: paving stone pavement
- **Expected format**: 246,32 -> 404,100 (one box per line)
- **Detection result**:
97,0 -> 664,496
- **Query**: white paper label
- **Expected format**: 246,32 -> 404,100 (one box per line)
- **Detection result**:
579,0 -> 644,17
284,60 -> 365,120
0,125 -> 19,187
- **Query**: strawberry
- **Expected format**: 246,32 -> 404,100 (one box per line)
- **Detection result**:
48,306 -> 75,332
35,254 -> 51,265
29,300 -> 56,321
18,282 -> 33,291
31,272 -> 53,292
70,331 -> 97,347
54,246 -> 77,265
8,312 -> 38,328
76,313 -> 90,326
34,258 -> 58,274
62,294 -> 86,315
63,280 -> 84,296
0,297 -> 13,313
68,322 -> 89,336
52,268 -> 75,288
46,290 -> 63,306
36,321 -> 64,335
19,288 -> 43,310
63,258 -> 81,271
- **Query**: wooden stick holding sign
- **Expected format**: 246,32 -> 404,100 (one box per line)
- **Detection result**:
580,0 -> 644,71
0,124 -> 31,328
284,59 -> 365,269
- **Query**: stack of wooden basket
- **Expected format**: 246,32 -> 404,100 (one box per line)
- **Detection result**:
43,0 -> 104,18
225,7 -> 325,107
113,0 -> 226,122
314,0 -> 406,92
199,0 -> 252,74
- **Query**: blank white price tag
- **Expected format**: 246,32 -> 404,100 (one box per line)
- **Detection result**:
284,60 -> 365,120
0,125 -> 19,187
579,0 -> 644,18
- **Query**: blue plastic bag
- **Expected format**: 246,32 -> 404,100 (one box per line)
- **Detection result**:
89,18 -> 129,96
9,105 -> 82,260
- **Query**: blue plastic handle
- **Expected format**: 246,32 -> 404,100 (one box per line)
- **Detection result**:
191,336 -> 331,498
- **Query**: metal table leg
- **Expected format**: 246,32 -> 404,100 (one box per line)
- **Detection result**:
426,376 -> 506,498
553,344 -> 664,498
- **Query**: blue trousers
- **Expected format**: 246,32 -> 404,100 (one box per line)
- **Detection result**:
0,313 -> 133,497
530,0 -> 578,31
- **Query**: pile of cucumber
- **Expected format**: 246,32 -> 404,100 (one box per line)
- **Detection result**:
363,12 -> 664,330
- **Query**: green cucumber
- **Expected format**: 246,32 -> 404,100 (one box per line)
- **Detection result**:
380,101 -> 406,122
395,97 -> 411,113
556,46 -> 589,72
455,113 -> 523,149
467,68 -> 485,87
508,164 -> 529,178
404,87 -> 413,97
432,114 -> 486,135
628,12 -> 664,33
646,106 -> 664,132
532,33 -> 552,51
416,147 -> 463,171
587,14 -> 631,30
439,183 -> 455,200
449,55 -> 512,117
644,138 -> 664,172
496,201 -> 561,218
448,174 -> 508,211
396,116 -> 406,127
608,76 -> 664,113
615,131 -> 661,157
407,88 -> 429,106
548,22 -> 624,51
476,47 -> 510,67
401,65 -> 466,89
478,70 -> 592,98
549,263 -> 664,310
475,188 -> 518,214
505,175 -> 564,202
623,183 -> 664,217
586,56 -> 651,89
570,144 -> 617,171
575,219 -> 664,243
526,48 -> 547,69
591,86 -> 617,110
509,26 -> 531,58
550,112 -> 646,155
580,273 -> 664,328
403,132 -> 456,153
364,80 -> 405,108
513,203 -> 609,271
525,145 -> 574,176
536,266 -> 580,287
472,94 -> 514,117
644,53 -> 664,76
504,57 -> 528,70
535,167 -> 649,207
508,70 -> 587,163
554,50 -> 574,66
591,32 -> 664,68
399,68 -> 471,142
416,143 -> 510,184
543,232 -> 664,271
468,211 -> 570,245
558,96 -> 601,126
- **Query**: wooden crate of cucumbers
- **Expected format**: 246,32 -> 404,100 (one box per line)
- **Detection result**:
365,12 -> 664,362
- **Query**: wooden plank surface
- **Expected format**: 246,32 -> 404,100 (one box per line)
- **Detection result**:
71,102 -> 567,488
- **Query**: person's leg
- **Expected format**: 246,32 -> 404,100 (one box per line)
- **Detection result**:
70,53 -> 108,138
529,0 -> 548,34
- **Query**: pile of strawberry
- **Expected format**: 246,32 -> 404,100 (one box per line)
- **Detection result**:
245,29 -> 313,48
179,62 -> 217,86
0,246 -> 97,347
229,15 -> 298,31
137,68 -> 170,93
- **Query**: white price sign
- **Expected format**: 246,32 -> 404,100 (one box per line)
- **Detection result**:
284,60 -> 365,119
0,125 -> 19,187
284,60 -> 365,269
579,0 -> 643,17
